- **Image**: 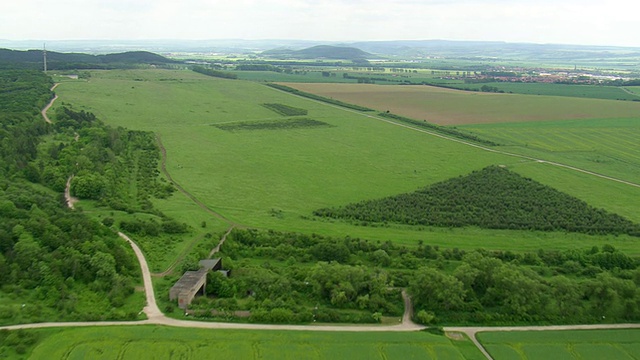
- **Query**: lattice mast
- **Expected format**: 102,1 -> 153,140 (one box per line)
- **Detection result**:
43,43 -> 47,72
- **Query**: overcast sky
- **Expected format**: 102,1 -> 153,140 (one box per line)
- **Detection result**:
1,0 -> 637,47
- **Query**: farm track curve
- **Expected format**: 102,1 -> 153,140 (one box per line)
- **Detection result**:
40,83 -> 60,124
269,86 -> 640,189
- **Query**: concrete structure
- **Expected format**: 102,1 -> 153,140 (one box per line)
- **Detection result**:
170,259 -> 222,309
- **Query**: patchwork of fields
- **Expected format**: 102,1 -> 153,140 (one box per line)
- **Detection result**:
6,67 -> 636,359
53,70 -> 640,256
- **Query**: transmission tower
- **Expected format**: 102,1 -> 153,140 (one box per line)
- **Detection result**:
43,44 -> 47,72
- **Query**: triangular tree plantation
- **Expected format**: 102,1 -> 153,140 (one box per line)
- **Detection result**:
315,166 -> 640,236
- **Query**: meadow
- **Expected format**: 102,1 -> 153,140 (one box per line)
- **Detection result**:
52,69 -> 640,258
22,326 -> 484,360
477,329 -> 640,360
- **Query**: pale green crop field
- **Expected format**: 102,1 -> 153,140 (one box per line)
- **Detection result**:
478,329 -> 640,360
27,326 -> 484,360
623,86 -> 640,95
460,117 -> 640,187
53,70 -> 640,255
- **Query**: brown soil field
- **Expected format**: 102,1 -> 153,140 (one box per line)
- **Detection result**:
280,83 -> 640,125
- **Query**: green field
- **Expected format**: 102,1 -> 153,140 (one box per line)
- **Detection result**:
51,69 -> 640,259
478,329 -> 640,360
22,326 -> 484,360
451,82 -> 640,101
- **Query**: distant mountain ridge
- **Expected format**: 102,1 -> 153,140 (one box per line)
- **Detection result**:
262,45 -> 372,60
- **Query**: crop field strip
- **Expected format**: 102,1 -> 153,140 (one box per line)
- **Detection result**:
281,82 -> 640,125
461,118 -> 640,184
477,329 -> 640,360
27,326 -> 484,360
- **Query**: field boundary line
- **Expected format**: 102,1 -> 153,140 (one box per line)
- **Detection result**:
156,134 -> 239,226
267,84 -> 640,189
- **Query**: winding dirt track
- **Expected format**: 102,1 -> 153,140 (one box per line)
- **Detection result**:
41,83 -> 60,124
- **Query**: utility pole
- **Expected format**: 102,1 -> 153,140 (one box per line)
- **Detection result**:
43,43 -> 47,72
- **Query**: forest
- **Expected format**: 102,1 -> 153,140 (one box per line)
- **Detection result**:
0,70 -> 146,324
315,166 -> 640,236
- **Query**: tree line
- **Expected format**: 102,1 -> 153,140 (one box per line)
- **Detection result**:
376,112 -> 499,146
192,65 -> 238,79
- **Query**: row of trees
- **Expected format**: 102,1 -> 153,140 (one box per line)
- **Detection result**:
315,166 -> 640,236
192,66 -> 238,79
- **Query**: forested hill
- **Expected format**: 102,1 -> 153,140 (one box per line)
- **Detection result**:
0,69 -> 145,325
315,166 -> 640,236
0,49 -> 178,70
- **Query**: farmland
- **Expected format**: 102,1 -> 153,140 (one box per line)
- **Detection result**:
52,69 -> 640,260
478,329 -> 640,360
2,62 -> 640,359
22,326 -> 484,360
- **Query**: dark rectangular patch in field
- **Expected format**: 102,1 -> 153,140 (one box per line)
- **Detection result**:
213,118 -> 333,131
262,103 -> 309,116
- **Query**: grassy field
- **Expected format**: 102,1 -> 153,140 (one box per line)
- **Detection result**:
478,329 -> 640,360
282,82 -> 640,125
22,326 -> 484,360
53,70 -> 640,257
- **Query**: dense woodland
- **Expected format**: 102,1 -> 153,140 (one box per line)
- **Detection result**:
163,228 -> 640,325
0,70 -> 147,324
315,166 -> 640,236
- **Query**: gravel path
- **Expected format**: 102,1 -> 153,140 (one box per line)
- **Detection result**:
41,83 -> 60,124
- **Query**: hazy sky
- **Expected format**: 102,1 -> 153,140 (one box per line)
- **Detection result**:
1,0 -> 637,47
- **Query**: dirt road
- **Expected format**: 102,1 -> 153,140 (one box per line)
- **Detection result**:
41,83 -> 60,124
64,175 -> 78,209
